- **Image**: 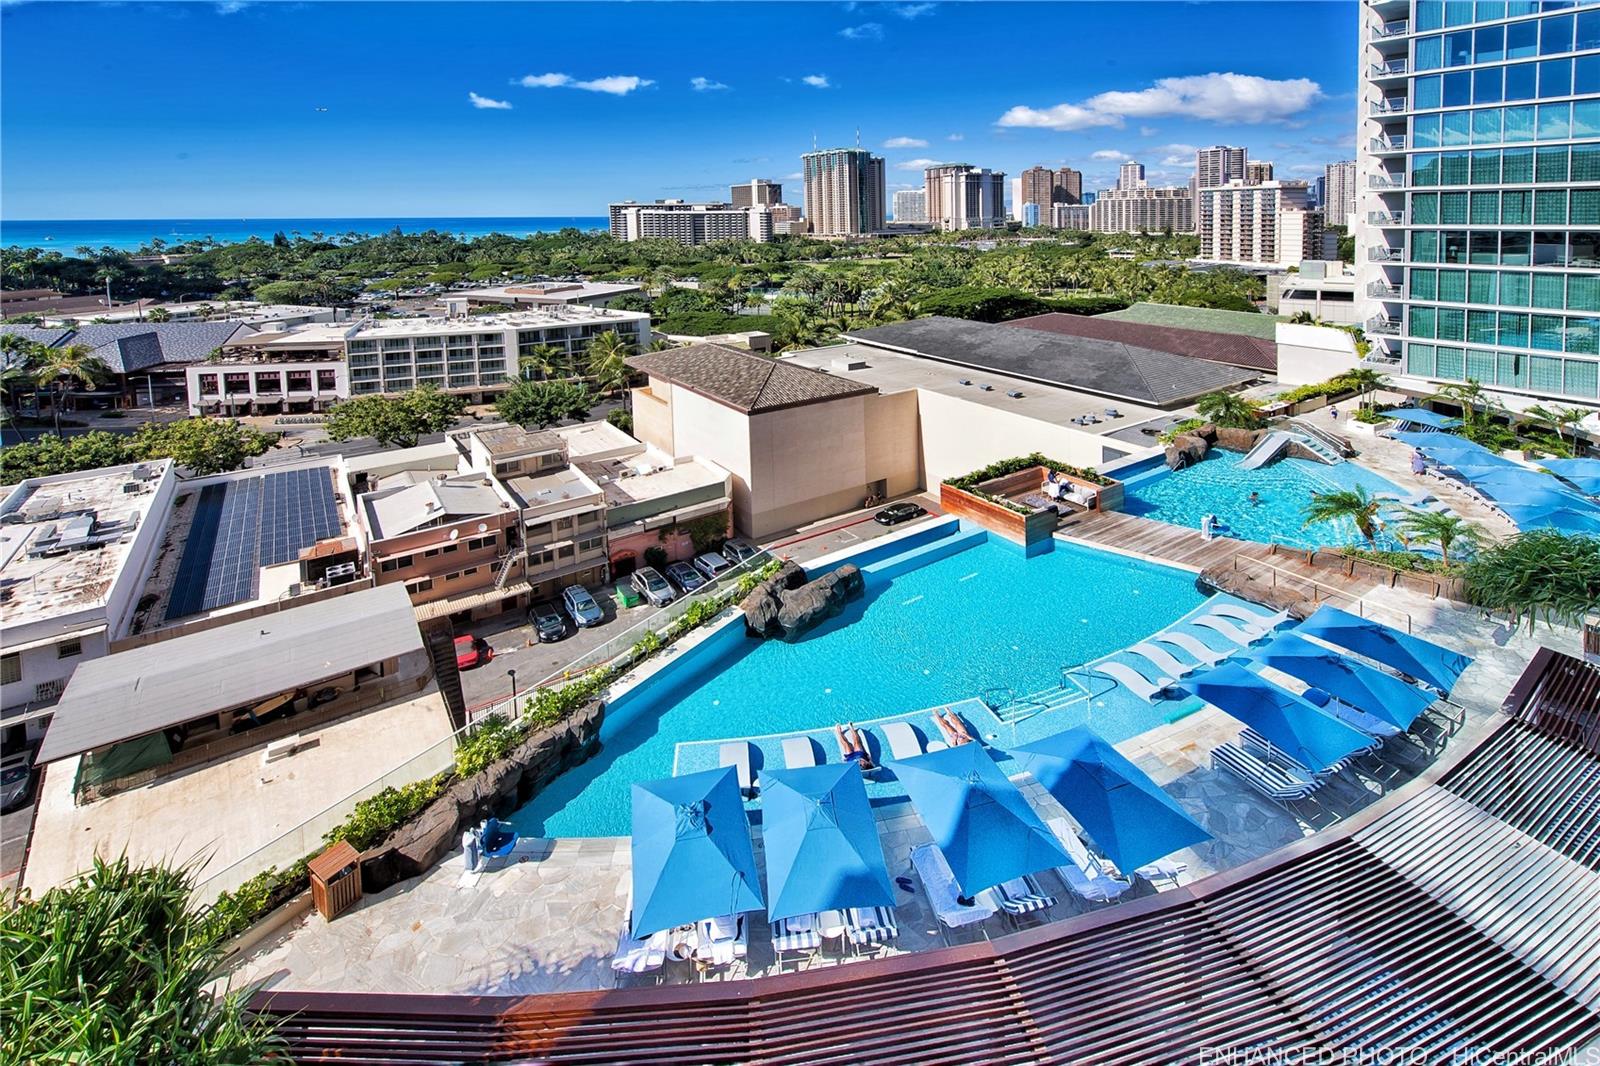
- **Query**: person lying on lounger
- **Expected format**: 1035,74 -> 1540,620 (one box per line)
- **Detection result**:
834,723 -> 876,770
931,709 -> 974,746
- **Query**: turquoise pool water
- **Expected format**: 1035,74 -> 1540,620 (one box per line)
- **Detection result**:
510,532 -> 1208,838
1121,450 -> 1415,551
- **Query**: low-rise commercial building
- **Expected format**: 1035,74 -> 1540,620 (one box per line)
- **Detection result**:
4,321 -> 252,408
440,281 -> 641,313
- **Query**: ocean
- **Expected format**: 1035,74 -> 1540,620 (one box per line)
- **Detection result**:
0,216 -> 610,253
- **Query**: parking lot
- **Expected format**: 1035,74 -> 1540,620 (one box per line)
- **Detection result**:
453,493 -> 943,712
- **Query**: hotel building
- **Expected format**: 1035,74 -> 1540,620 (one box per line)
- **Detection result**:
924,164 -> 1007,231
893,188 -> 928,223
607,200 -> 772,244
1198,180 -> 1326,267
802,148 -> 886,236
730,179 -> 783,207
1325,159 -> 1359,228
1090,184 -> 1195,233
1357,0 -> 1600,408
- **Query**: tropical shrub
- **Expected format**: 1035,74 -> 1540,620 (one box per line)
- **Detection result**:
453,715 -> 523,778
915,287 -> 1053,323
1464,530 -> 1600,633
1158,417 -> 1206,443
1195,391 -> 1263,429
327,776 -> 446,850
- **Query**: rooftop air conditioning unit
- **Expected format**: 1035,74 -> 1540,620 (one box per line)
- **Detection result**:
1007,390 -> 1024,399
979,384 -> 994,392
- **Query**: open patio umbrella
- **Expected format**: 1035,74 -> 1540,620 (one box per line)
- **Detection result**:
1498,502 -> 1600,535
1012,726 -> 1209,873
1381,408 -> 1462,431
888,742 -> 1069,897
1294,604 -> 1473,695
1184,661 -> 1376,772
630,765 -> 765,936
1245,632 -> 1436,731
1461,468 -> 1589,509
1539,458 -> 1600,497
1390,431 -> 1516,469
760,762 -> 894,923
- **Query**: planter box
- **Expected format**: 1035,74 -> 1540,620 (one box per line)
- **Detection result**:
942,464 -> 1120,546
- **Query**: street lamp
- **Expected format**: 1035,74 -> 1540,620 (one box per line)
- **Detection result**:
507,668 -> 518,713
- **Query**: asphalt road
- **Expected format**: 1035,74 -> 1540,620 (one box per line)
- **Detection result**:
1,799 -> 36,894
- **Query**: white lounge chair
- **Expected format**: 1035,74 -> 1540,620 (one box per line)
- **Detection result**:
1094,660 -> 1176,704
1193,614 -> 1272,647
910,844 -> 998,931
1208,603 -> 1292,636
1045,816 -> 1133,905
720,741 -> 757,796
1127,642 -> 1202,681
1150,631 -> 1232,668
1133,858 -> 1189,889
1300,688 -> 1402,737
782,735 -> 819,769
610,923 -> 669,984
693,914 -> 748,969
881,721 -> 927,760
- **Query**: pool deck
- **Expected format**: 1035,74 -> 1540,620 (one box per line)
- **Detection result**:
221,583 -> 1578,1001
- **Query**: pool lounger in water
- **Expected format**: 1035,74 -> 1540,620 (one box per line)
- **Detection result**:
720,741 -> 757,797
1093,660 -> 1177,704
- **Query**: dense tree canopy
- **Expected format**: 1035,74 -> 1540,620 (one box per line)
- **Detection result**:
322,386 -> 466,448
0,419 -> 275,482
495,379 -> 594,429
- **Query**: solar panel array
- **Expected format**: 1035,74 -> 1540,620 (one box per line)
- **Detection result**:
165,468 -> 341,622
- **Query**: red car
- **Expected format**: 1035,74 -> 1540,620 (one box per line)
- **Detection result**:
454,635 -> 493,670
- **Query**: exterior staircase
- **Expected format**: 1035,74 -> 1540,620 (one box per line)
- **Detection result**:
492,552 -> 517,591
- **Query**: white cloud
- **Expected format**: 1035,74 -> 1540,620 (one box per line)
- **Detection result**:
215,1 -> 251,12
1139,125 -> 1159,137
1158,143 -> 1200,167
469,92 -> 513,110
840,22 -> 884,40
783,172 -> 803,181
802,74 -> 831,89
895,157 -> 947,171
1087,72 -> 1320,123
1287,164 -> 1323,175
997,72 -> 1322,134
893,3 -> 936,17
690,76 -> 730,92
884,136 -> 929,148
946,132 -> 964,141
517,73 -> 654,95
1091,149 -> 1131,161
996,103 -> 1121,132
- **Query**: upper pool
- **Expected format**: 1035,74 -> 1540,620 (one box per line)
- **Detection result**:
510,528 -> 1208,838
1119,449 -> 1415,552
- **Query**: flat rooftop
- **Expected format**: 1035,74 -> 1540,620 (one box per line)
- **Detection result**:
586,456 -> 727,509
474,425 -> 563,458
843,317 -> 1256,408
451,281 -> 641,304
0,460 -> 172,635
356,306 -> 649,338
362,475 -> 509,540
505,466 -> 601,514
552,420 -> 643,463
1004,312 -> 1277,372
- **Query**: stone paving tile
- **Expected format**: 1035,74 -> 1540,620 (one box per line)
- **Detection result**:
225,583 -> 1579,999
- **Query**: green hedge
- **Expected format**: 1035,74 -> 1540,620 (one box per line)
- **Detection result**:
1273,372 -> 1366,406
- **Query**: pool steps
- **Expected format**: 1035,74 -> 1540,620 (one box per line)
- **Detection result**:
858,527 -> 989,583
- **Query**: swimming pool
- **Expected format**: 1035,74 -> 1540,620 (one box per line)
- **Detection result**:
1120,450 -> 1415,551
509,529 -> 1208,838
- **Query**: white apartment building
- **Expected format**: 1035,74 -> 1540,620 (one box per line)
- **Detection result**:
1053,203 -> 1092,230
1118,161 -> 1147,189
608,200 -> 772,244
924,164 -> 1006,231
893,188 -> 928,223
1198,180 -> 1324,267
1355,0 -> 1600,412
802,148 -> 886,236
1324,160 -> 1358,229
1090,185 -> 1195,233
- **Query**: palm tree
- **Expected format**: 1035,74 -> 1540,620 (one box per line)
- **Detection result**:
1524,404 -> 1592,448
1430,379 -> 1491,427
518,343 -> 565,381
647,338 -> 679,352
1303,486 -> 1385,545
31,343 -> 110,432
1,335 -> 42,411
1341,367 -> 1387,412
1395,509 -> 1481,567
1195,390 -> 1261,429
586,330 -> 631,397
145,307 -> 172,323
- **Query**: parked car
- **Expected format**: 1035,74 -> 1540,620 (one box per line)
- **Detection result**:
529,601 -> 568,643
692,552 -> 734,580
665,561 -> 707,592
874,502 -> 928,526
0,758 -> 36,813
721,538 -> 759,565
630,566 -> 677,607
562,584 -> 605,628
454,634 -> 493,670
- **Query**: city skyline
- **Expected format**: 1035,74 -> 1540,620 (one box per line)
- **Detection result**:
1,1 -> 1358,220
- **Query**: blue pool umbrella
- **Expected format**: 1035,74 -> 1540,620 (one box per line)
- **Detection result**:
1462,468 -> 1590,508
889,743 -> 1070,896
1381,408 -> 1462,431
1390,432 -> 1516,468
1012,726 -> 1209,873
759,763 -> 894,922
1539,458 -> 1600,496
1499,502 -> 1600,535
630,766 -> 764,936
1184,662 -> 1376,772
1245,632 -> 1436,731
1295,604 -> 1473,695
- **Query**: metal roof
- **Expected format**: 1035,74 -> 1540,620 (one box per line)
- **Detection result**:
37,584 -> 424,763
1003,311 -> 1278,372
253,651 -> 1600,1064
845,316 -> 1256,408
628,343 -> 876,414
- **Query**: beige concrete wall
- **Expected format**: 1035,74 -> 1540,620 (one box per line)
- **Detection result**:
663,388 -> 756,531
1276,324 -> 1361,387
912,389 -> 1126,485
629,383 -> 676,456
864,389 -> 924,497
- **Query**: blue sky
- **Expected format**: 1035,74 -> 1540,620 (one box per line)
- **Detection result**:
0,1 -> 1359,220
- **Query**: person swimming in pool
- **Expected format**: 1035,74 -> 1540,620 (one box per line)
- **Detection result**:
834,722 -> 876,771
1249,491 -> 1262,506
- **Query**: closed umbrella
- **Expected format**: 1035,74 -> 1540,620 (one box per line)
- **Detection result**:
1295,604 -> 1473,695
1185,661 -> 1376,772
889,742 -> 1069,896
630,766 -> 764,936
760,763 -> 894,922
1012,726 -> 1209,873
1245,632 -> 1436,731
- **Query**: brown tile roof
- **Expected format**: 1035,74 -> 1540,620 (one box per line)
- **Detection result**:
1002,312 -> 1278,372
627,343 -> 875,414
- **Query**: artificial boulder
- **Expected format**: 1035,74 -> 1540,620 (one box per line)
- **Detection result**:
741,560 -> 808,638
1213,426 -> 1266,454
774,564 -> 865,640
1165,434 -> 1208,470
